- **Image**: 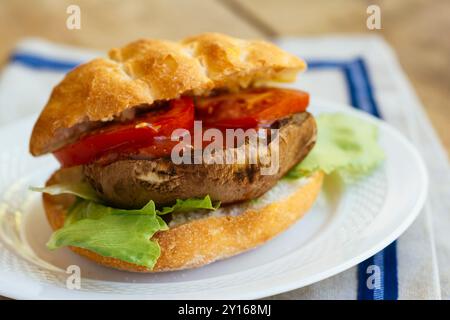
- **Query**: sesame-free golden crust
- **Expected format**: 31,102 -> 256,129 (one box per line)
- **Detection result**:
30,33 -> 306,156
43,169 -> 323,272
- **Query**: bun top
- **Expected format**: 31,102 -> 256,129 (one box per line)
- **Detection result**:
29,33 -> 306,156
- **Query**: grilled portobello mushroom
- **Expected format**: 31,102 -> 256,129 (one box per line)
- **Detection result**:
83,112 -> 316,208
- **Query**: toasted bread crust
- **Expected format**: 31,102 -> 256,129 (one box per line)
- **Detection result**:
30,33 -> 305,156
43,170 -> 323,272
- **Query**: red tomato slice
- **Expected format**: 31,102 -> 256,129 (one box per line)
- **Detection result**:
196,88 -> 309,129
53,97 -> 194,167
53,88 -> 309,167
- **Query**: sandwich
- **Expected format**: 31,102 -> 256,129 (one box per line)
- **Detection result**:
30,33 -> 384,272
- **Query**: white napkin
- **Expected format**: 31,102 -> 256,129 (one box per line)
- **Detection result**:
0,36 -> 448,300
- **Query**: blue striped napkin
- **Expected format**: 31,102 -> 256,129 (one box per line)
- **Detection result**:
0,37 -> 448,299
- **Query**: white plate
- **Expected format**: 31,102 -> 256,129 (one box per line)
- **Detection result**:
0,97 -> 428,300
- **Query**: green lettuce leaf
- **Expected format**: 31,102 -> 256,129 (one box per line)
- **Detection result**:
63,198 -> 163,225
159,195 -> 220,215
33,181 -> 220,268
30,182 -> 101,202
31,181 -> 220,215
47,199 -> 168,269
286,113 -> 384,179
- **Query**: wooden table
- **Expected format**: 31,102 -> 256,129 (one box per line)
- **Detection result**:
0,0 -> 448,300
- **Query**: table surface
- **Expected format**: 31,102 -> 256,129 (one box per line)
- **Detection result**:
0,0 -> 448,300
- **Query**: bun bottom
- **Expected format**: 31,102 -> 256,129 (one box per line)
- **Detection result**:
43,170 -> 323,272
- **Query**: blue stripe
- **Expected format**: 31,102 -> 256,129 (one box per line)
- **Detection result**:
373,250 -> 385,299
341,58 -> 398,300
357,242 -> 398,300
307,60 -> 346,69
382,241 -> 399,299
9,52 -> 398,299
9,53 -> 80,71
343,59 -> 381,117
307,57 -> 398,300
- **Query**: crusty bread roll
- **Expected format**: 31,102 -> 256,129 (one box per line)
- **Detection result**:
30,33 -> 306,156
43,169 -> 323,272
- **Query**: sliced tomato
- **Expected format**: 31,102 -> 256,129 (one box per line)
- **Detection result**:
54,88 -> 309,167
195,88 -> 309,129
53,97 -> 194,167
